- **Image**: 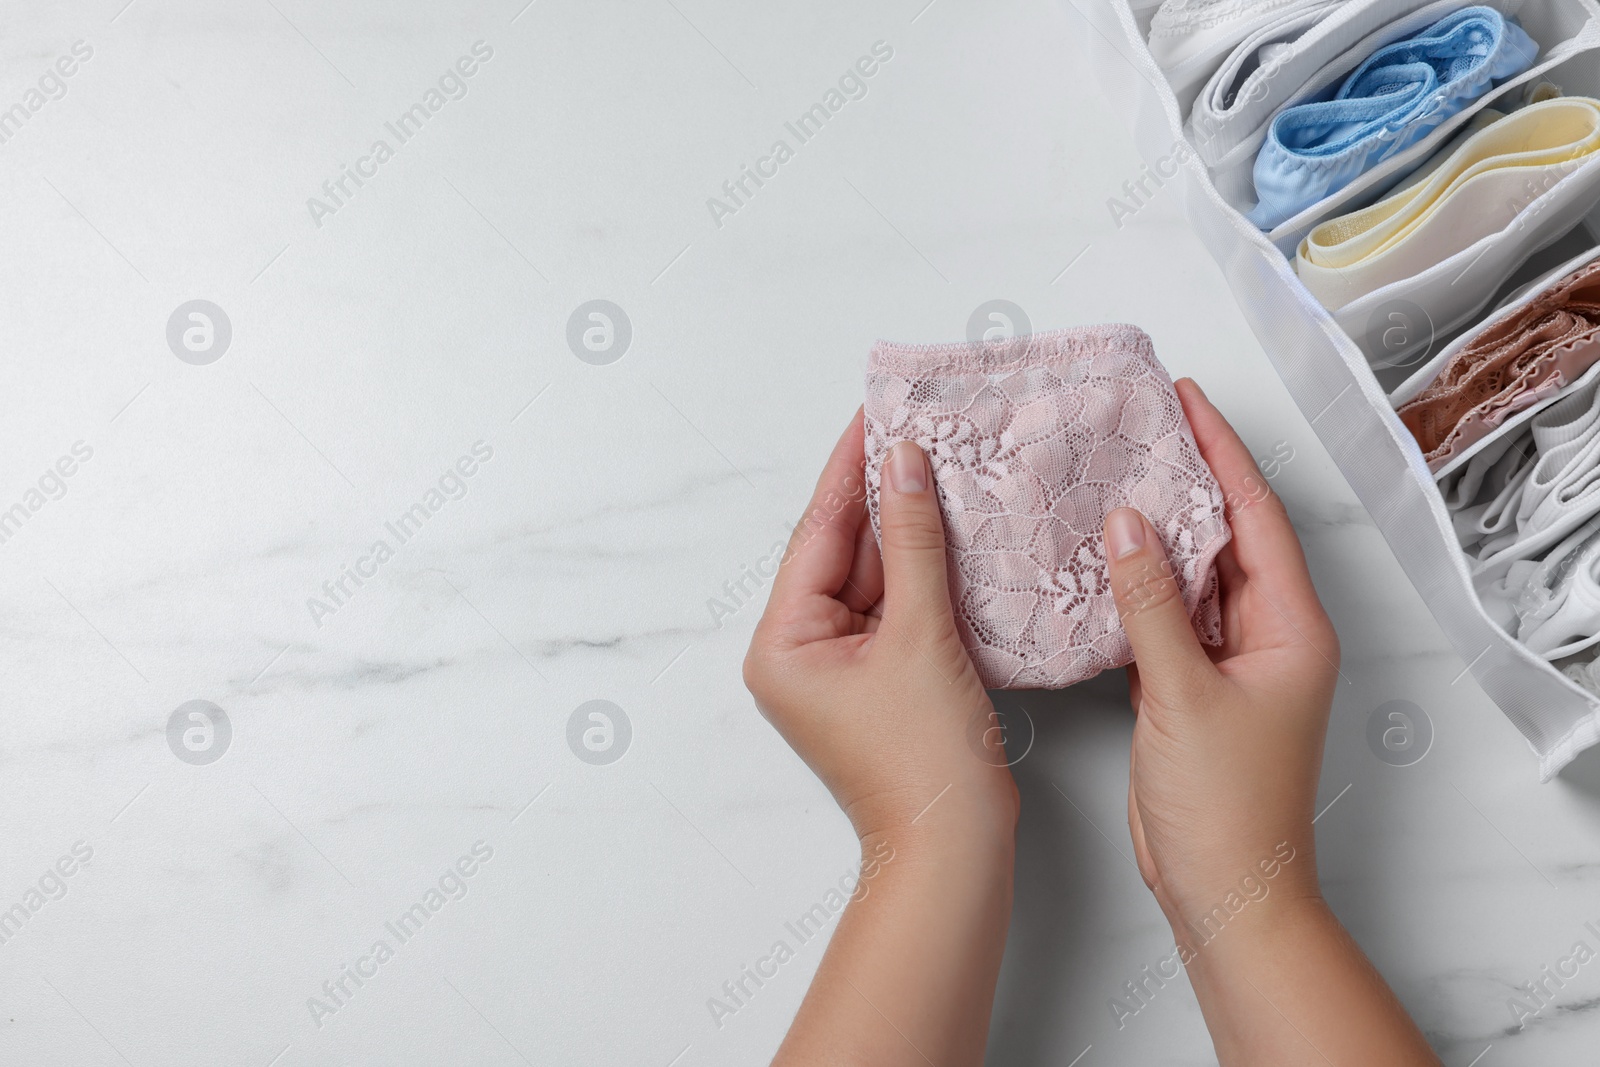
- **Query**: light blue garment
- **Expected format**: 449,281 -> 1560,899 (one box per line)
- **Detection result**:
1248,7 -> 1538,230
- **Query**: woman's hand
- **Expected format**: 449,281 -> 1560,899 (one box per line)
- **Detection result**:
1104,378 -> 1438,1066
743,409 -> 1016,1067
1105,377 -> 1337,932
743,409 -> 1018,847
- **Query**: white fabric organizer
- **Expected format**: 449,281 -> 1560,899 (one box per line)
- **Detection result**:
1071,0 -> 1600,779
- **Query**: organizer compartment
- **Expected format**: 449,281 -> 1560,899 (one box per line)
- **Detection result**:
1332,146 -> 1600,368
1268,22 -> 1600,257
1186,0 -> 1454,172
1391,243 -> 1600,410
1203,0 -> 1528,215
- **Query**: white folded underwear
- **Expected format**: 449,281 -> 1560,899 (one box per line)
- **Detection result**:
1148,0 -> 1351,105
1448,371 -> 1600,592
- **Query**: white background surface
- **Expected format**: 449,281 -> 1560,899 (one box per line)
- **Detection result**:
3,0 -> 1600,1064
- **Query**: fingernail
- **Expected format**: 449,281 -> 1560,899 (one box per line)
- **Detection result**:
1105,508 -> 1145,559
887,441 -> 927,493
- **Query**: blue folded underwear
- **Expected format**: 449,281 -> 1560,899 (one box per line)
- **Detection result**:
1248,6 -> 1538,230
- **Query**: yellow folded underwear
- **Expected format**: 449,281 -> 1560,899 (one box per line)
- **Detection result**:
1296,97 -> 1600,311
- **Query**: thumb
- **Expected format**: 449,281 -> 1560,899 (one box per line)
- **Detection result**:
877,440 -> 960,641
1104,507 -> 1216,702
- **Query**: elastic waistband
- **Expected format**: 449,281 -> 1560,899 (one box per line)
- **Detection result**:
868,324 -> 1155,375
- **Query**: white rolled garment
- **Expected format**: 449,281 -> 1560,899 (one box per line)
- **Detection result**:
1510,513 -> 1600,657
1443,423 -> 1536,556
1147,0 -> 1351,108
1449,373 -> 1600,648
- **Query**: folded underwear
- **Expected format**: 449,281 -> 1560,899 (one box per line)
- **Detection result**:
1297,98 -> 1600,312
1151,0 -> 1349,108
863,326 -> 1231,689
1249,6 -> 1538,229
1398,257 -> 1600,471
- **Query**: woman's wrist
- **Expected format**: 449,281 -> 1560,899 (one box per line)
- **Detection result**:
773,777 -> 1015,1067
1153,835 -> 1322,959
1171,891 -> 1441,1064
862,803 -> 1015,872
847,762 -> 1019,854
1169,884 -> 1329,973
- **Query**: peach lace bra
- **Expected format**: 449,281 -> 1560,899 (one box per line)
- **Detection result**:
1398,260 -> 1600,472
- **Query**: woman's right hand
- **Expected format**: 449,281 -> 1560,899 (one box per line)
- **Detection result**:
1102,378 -> 1438,1066
1103,377 -> 1337,933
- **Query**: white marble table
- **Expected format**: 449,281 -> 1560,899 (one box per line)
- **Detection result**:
3,0 -> 1598,1064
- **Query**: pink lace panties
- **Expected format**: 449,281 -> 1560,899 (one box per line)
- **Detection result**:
864,325 -> 1231,689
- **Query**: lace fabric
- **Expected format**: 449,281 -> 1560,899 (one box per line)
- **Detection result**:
863,326 -> 1231,690
1399,260 -> 1600,470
